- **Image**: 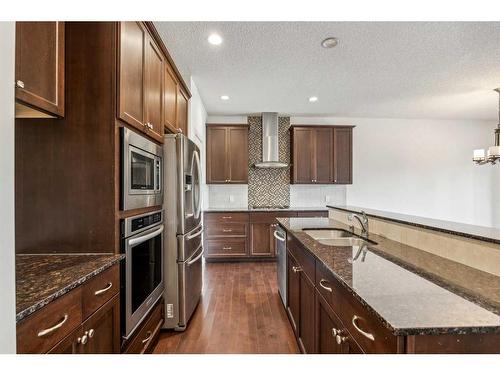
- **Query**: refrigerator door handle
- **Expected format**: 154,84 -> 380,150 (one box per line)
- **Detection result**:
187,246 -> 204,265
186,225 -> 203,240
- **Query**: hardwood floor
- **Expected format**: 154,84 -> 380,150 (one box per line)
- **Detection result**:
153,261 -> 299,354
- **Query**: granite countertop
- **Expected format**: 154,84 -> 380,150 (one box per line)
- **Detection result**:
16,253 -> 125,323
277,216 -> 500,336
328,205 -> 500,245
204,206 -> 328,212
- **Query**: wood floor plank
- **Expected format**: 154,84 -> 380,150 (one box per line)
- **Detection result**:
152,261 -> 299,354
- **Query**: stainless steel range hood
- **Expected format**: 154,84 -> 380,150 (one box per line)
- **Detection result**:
254,112 -> 289,168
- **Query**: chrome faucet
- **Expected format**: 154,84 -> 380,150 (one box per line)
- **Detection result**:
352,243 -> 369,263
349,211 -> 369,236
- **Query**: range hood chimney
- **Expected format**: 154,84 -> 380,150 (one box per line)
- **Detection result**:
254,112 -> 289,168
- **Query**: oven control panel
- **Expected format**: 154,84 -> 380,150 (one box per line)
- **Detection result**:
131,211 -> 162,232
122,209 -> 164,239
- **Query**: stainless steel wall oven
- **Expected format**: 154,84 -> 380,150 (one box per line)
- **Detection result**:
121,127 -> 163,211
121,209 -> 164,339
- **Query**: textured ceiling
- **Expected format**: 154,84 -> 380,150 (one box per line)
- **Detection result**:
154,22 -> 500,120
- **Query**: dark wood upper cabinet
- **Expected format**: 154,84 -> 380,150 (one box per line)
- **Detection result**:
144,35 -> 164,142
176,86 -> 189,135
206,124 -> 248,184
118,21 -> 146,131
333,127 -> 353,184
163,65 -> 178,133
15,22 -> 65,118
291,125 -> 353,184
291,127 -> 314,183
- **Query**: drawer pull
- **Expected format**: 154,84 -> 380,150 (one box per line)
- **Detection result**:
352,315 -> 375,341
222,216 -> 232,219
94,282 -> 113,296
37,314 -> 68,337
142,330 -> 153,345
223,246 -> 232,250
222,229 -> 232,232
319,279 -> 333,293
292,266 -> 302,273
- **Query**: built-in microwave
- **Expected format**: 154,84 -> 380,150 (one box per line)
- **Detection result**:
121,127 -> 163,211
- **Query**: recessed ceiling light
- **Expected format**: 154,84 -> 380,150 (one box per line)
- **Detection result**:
309,96 -> 318,102
220,95 -> 230,101
321,37 -> 339,48
208,33 -> 223,45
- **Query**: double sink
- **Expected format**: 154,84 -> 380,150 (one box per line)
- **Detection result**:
303,228 -> 376,247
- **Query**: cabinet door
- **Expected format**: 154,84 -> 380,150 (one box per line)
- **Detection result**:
80,295 -> 120,354
299,272 -> 315,353
144,36 -> 164,142
292,128 -> 314,183
118,21 -> 146,131
206,126 -> 228,183
176,86 -> 188,135
316,291 -> 344,354
47,327 -> 84,354
163,65 -> 178,133
333,128 -> 352,184
314,128 -> 333,183
287,253 -> 300,335
227,126 -> 248,183
15,22 -> 65,117
250,223 -> 272,257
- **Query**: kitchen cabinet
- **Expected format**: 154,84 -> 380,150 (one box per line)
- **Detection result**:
204,211 -> 327,261
144,35 -> 164,142
287,254 -> 300,333
206,125 -> 248,184
15,22 -> 65,118
163,65 -> 178,133
290,126 -> 353,184
123,298 -> 164,354
17,264 -> 121,354
176,86 -> 189,135
118,21 -> 146,131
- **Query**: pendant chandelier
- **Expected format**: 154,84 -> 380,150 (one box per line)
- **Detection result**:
473,88 -> 500,165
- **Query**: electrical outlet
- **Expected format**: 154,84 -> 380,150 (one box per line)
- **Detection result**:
229,195 -> 234,203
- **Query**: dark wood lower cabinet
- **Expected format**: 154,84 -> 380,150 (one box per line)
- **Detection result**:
287,253 -> 300,334
298,271 -> 315,353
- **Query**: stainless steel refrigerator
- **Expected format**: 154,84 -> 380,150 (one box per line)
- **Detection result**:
163,134 -> 203,330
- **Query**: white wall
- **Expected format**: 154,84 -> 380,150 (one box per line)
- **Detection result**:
188,78 -> 208,209
0,22 -> 17,353
292,116 -> 496,227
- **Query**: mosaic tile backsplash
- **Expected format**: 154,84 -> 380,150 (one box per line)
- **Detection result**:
248,116 -> 291,208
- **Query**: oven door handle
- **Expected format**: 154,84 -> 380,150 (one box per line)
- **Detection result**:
128,225 -> 164,247
187,247 -> 204,266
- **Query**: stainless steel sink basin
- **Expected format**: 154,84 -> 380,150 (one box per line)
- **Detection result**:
303,228 -> 376,247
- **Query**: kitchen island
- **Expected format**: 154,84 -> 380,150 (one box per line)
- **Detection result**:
277,216 -> 500,353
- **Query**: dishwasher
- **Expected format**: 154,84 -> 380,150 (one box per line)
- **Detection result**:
274,225 -> 287,307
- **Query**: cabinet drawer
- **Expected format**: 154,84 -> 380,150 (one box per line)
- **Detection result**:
82,264 -> 120,319
340,289 -> 398,354
205,238 -> 247,257
17,287 -> 83,354
206,222 -> 247,237
315,260 -> 344,314
249,211 -> 297,223
287,236 -> 315,283
124,299 -> 164,354
204,212 -> 249,223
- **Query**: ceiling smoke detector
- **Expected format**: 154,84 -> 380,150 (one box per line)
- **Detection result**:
321,37 -> 339,48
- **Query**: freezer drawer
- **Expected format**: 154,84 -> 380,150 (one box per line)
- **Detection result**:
178,245 -> 203,329
177,224 -> 203,262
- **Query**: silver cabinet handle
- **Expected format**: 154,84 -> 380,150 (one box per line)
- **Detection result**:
178,128 -> 183,133
319,279 -> 333,293
37,314 -> 68,337
222,246 -> 232,250
273,230 -> 285,242
94,282 -> 113,296
222,229 -> 232,232
222,216 -> 232,219
336,334 -> 347,345
77,334 -> 88,345
142,330 -> 152,345
88,329 -> 95,338
15,80 -> 25,89
352,315 -> 375,341
292,266 -> 302,273
149,123 -> 154,129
